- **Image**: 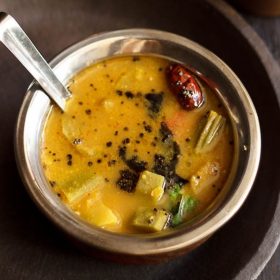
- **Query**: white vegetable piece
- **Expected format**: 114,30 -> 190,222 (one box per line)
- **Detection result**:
85,200 -> 120,227
59,175 -> 105,204
190,162 -> 220,195
136,170 -> 165,202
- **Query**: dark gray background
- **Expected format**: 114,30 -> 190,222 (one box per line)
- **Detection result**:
246,15 -> 280,280
0,0 -> 279,279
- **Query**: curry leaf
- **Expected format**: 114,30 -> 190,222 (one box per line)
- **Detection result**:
172,195 -> 198,227
168,184 -> 181,202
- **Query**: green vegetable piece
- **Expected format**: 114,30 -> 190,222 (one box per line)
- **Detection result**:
195,110 -> 226,154
183,196 -> 197,212
136,170 -> 165,202
172,213 -> 182,226
172,195 -> 198,226
132,208 -> 171,232
57,174 -> 105,204
168,184 -> 181,202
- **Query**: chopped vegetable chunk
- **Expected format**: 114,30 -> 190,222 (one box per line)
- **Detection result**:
132,207 -> 171,232
136,170 -> 165,202
84,200 -> 120,227
57,175 -> 104,204
190,162 -> 220,195
195,110 -> 226,154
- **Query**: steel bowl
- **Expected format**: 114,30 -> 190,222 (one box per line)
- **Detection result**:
14,29 -> 261,262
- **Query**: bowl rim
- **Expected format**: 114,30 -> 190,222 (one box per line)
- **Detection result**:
14,28 -> 261,255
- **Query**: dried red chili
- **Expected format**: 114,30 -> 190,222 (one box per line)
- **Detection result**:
166,63 -> 204,110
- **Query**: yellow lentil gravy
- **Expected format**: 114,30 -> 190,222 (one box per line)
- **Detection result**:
41,55 -> 234,233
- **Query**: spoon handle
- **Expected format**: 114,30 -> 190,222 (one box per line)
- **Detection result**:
0,12 -> 70,110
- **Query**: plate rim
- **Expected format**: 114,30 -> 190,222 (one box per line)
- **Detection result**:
207,0 -> 280,279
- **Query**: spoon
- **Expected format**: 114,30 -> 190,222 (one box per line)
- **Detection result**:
0,12 -> 71,111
